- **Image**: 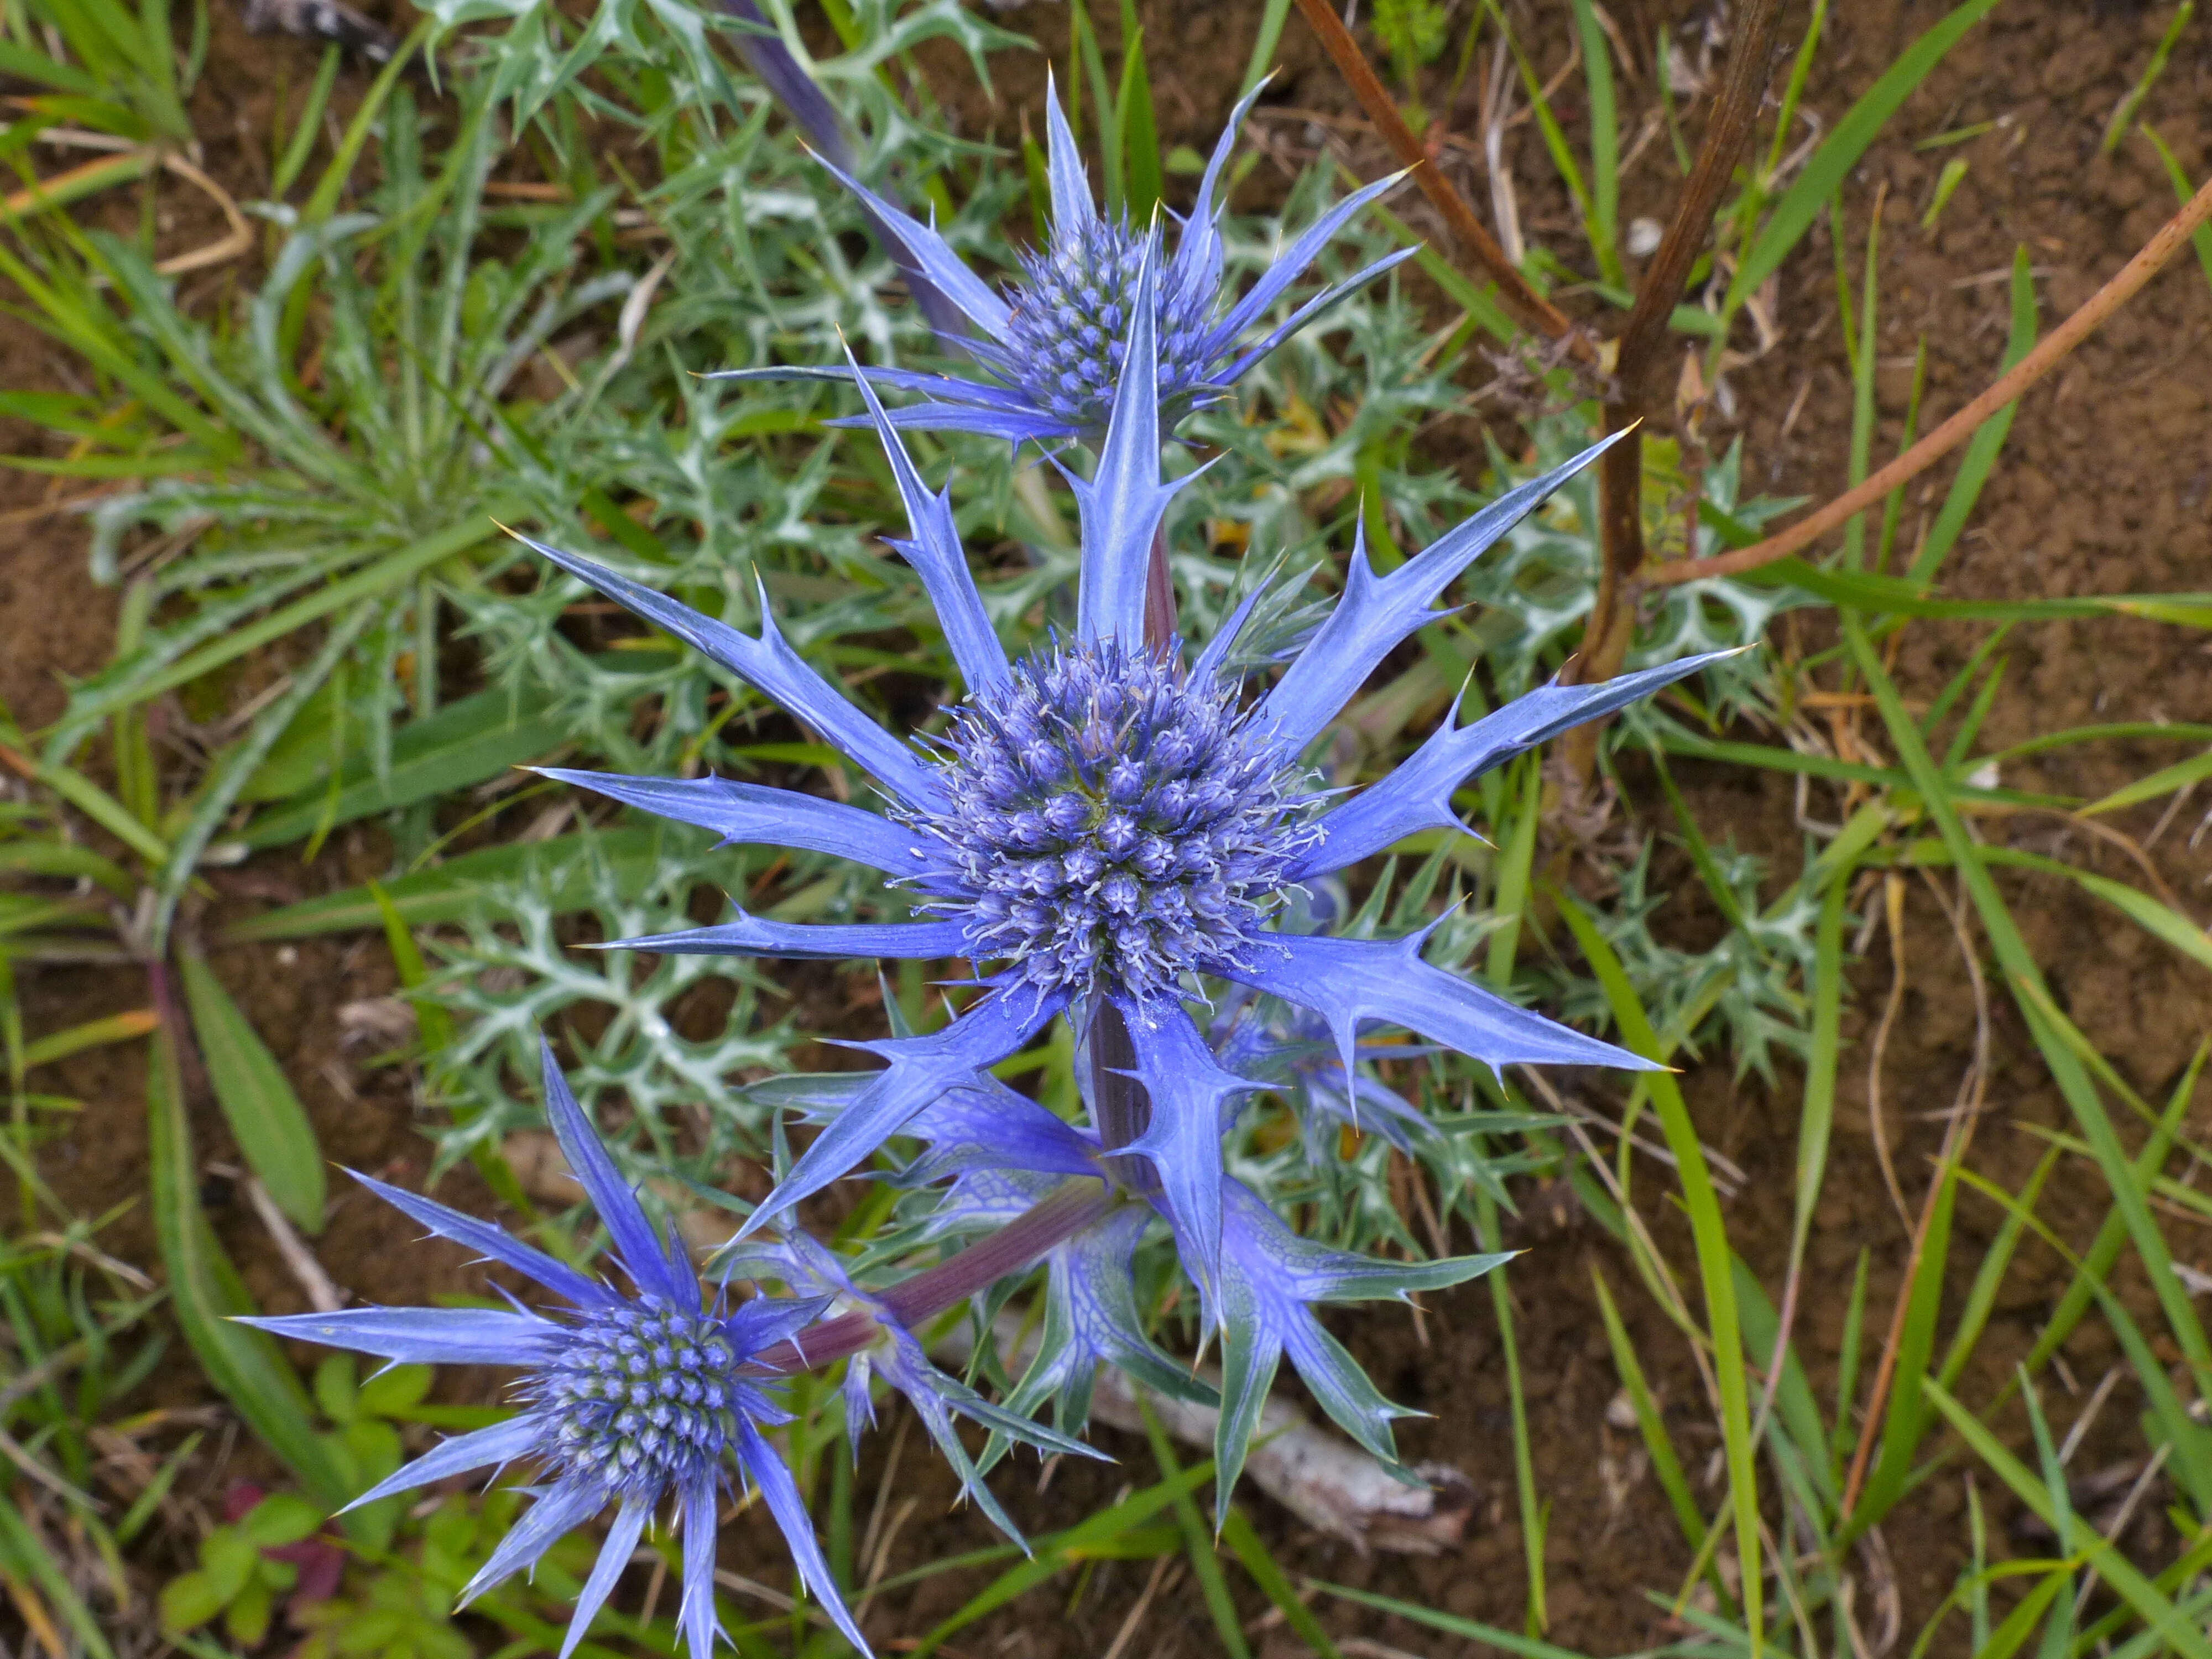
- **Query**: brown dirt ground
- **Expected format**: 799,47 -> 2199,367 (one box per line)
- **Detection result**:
7,1 -> 2212,1655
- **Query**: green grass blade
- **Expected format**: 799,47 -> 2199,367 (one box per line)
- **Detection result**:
178,951 -> 325,1233
1922,1379 -> 2212,1659
44,513 -> 507,761
1844,200 -> 1880,569
2102,2 -> 2193,154
2023,1040 -> 2204,1376
1971,1566 -> 2070,1659
218,826 -> 670,942
0,1494 -> 116,1659
16,1009 -> 159,1071
1069,0 -> 1120,211
1933,1150 -> 2056,1400
1219,1506 -> 1340,1659
301,21 -> 424,223
0,836 -> 134,899
1849,1160 -> 1960,1532
270,44 -> 341,199
1847,618 -> 2212,1405
1135,1399 -> 1249,1659
1568,0 -> 1623,286
0,728 -> 170,869
1831,1248 -> 1871,1478
1591,1266 -> 1708,1554
1553,891 -> 1761,1652
155,604 -> 377,949
1907,248 -> 2038,587
1730,1259 -> 1837,1510
1897,841 -> 2212,977
2141,124 -> 2212,296
1475,1189 -> 1546,1634
1491,1 -> 1593,233
1237,0 -> 1292,100
1486,753 -> 1541,983
1115,4 -> 1161,223
1762,0 -> 1830,184
239,694 -> 567,849
910,1461 -> 1213,1653
2079,745 -> 2212,816
1793,871 -> 1850,1256
1310,1581 -> 1601,1658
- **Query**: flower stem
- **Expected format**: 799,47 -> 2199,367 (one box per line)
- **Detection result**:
750,1178 -> 1117,1375
1087,1000 -> 1157,1191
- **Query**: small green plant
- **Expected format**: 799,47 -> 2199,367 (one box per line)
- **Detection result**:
158,1489 -> 330,1648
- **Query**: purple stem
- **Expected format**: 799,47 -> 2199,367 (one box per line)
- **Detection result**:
750,1177 -> 1116,1374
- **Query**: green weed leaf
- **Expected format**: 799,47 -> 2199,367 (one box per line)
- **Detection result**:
178,951 -> 326,1234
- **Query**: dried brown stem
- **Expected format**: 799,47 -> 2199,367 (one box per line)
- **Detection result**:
1653,170 -> 2212,587
1292,0 -> 1584,356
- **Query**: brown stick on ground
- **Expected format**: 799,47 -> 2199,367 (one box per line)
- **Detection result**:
1574,0 -> 1785,711
1650,170 -> 2212,587
1292,0 -> 1586,357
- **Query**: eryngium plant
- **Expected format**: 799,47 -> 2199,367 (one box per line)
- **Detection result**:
289,127 -> 1741,1659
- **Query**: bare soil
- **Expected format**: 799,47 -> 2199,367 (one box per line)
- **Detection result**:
7,1 -> 2212,1654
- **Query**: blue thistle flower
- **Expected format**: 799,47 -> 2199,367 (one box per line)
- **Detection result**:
242,1043 -> 869,1659
718,77 -> 1420,442
520,274 -> 1732,1297
902,631 -> 1320,1006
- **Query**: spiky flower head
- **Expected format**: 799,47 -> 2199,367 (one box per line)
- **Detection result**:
529,1299 -> 749,1501
243,1042 -> 869,1659
716,76 -> 1420,443
999,212 -> 1218,431
907,634 -> 1317,1005
523,279 -> 1733,1298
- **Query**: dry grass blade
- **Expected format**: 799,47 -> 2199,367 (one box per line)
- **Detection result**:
1867,873 -> 1913,1233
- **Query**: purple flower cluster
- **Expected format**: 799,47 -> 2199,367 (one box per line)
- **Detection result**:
245,1046 -> 864,1657
907,635 -> 1317,1004
997,208 -> 1222,430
